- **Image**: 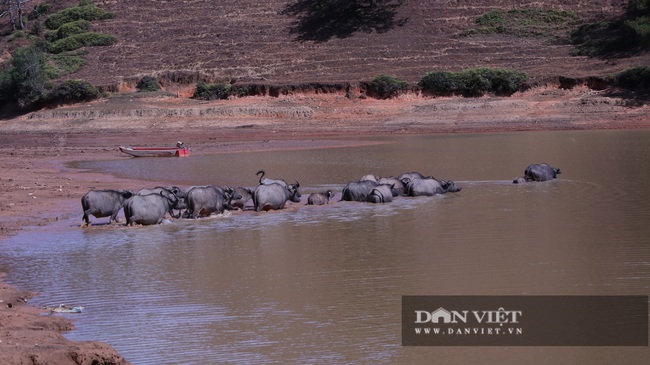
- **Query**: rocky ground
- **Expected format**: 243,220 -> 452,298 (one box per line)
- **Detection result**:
0,85 -> 649,364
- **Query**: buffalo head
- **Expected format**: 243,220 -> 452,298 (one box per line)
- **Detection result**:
288,182 -> 301,203
441,180 -> 461,193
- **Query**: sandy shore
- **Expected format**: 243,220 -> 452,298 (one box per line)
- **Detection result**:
0,86 -> 649,364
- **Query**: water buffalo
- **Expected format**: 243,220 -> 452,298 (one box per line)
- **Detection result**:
405,177 -> 461,196
253,182 -> 301,211
367,184 -> 396,203
137,186 -> 184,198
124,191 -> 180,226
185,185 -> 240,218
256,170 -> 289,187
229,187 -> 255,210
513,163 -> 561,183
137,186 -> 186,218
81,189 -> 134,226
341,180 -> 400,202
307,190 -> 334,205
378,177 -> 406,195
340,180 -> 379,202
398,171 -> 433,182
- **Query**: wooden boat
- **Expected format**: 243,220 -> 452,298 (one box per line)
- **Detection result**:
119,143 -> 190,157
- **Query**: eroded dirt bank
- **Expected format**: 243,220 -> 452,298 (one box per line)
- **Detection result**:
0,274 -> 130,365
0,86 -> 649,365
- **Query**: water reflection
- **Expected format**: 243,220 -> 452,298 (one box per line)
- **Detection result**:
2,130 -> 650,364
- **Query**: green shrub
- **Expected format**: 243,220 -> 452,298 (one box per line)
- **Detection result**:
8,31 -> 26,42
418,71 -> 460,96
46,79 -> 100,103
29,3 -> 53,20
49,51 -> 87,76
571,1 -> 650,56
571,20 -> 640,56
615,67 -> 650,89
625,16 -> 650,37
194,81 -> 232,100
468,8 -> 580,39
456,68 -> 492,97
137,76 -> 162,92
45,2 -> 115,30
48,32 -> 116,53
486,68 -> 529,95
625,16 -> 650,48
46,20 -> 92,42
53,20 -> 92,41
476,10 -> 505,28
419,68 -> 528,97
367,74 -> 409,99
231,85 -> 250,97
630,0 -> 650,15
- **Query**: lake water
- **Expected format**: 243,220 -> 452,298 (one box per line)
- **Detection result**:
1,130 -> 649,364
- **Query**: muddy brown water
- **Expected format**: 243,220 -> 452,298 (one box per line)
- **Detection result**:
1,130 -> 649,364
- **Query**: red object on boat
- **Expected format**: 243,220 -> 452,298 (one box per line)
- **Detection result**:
118,145 -> 191,157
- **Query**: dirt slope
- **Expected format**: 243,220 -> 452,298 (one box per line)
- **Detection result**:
18,0 -> 646,90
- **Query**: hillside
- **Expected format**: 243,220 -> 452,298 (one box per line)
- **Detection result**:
4,0 -> 646,92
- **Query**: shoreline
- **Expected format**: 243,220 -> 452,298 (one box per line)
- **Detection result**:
1,88 -> 649,364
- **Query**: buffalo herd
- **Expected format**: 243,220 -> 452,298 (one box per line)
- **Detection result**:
81,164 -> 561,227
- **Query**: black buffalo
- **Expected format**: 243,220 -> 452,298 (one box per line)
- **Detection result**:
341,180 -> 400,202
340,180 -> 379,202
307,190 -> 334,205
253,182 -> 301,211
124,191 -> 180,226
185,185 -> 240,218
137,186 -> 184,198
229,187 -> 255,210
398,171 -> 433,182
513,163 -> 561,183
378,177 -> 406,195
137,186 -> 186,218
81,189 -> 134,226
367,184 -> 396,203
405,177 -> 461,196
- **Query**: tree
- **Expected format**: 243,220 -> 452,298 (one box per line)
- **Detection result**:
1,0 -> 31,32
10,45 -> 49,107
